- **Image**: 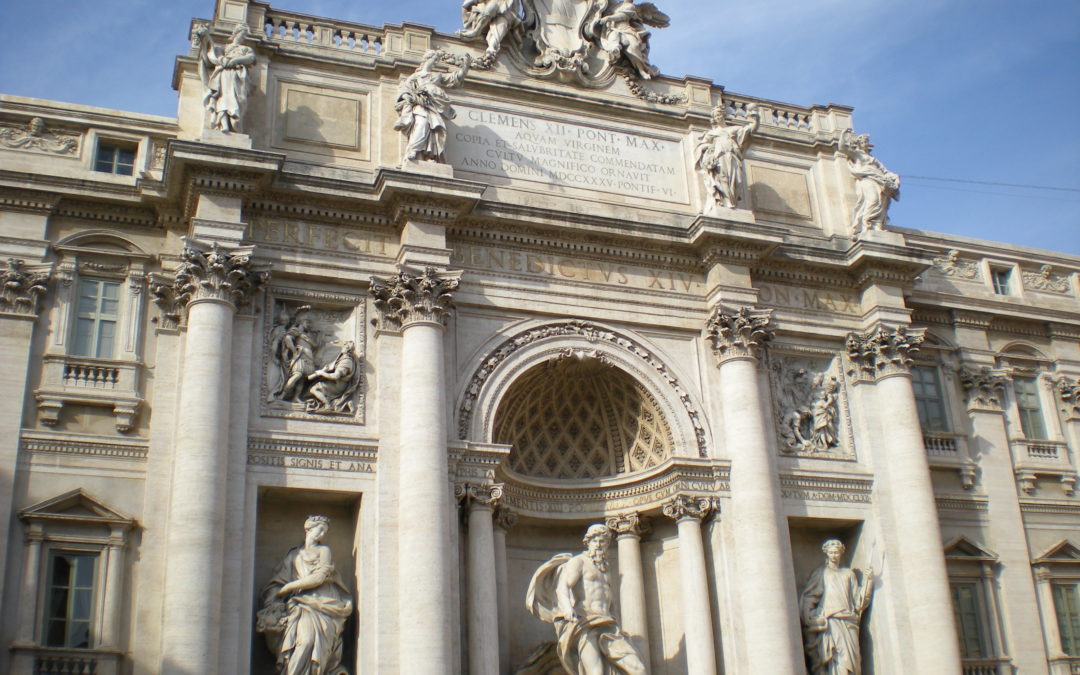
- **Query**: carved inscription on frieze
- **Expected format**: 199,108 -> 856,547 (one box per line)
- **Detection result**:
446,106 -> 689,203
451,242 -> 703,294
249,220 -> 391,256
757,283 -> 860,315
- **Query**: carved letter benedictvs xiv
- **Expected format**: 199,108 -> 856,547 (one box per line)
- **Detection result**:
369,267 -> 460,329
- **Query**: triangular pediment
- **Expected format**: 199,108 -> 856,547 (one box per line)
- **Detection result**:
19,488 -> 134,526
944,535 -> 997,561
1034,540 -> 1080,564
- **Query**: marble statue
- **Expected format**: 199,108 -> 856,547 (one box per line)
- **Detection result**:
195,23 -> 256,133
839,130 -> 900,235
694,104 -> 759,211
523,524 -> 648,674
307,340 -> 361,414
799,539 -> 873,675
597,1 -> 669,80
394,50 -> 470,163
256,515 -> 354,675
459,0 -> 522,62
269,305 -> 319,403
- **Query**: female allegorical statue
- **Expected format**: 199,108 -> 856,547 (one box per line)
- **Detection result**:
799,539 -> 874,675
196,23 -> 256,133
256,515 -> 354,675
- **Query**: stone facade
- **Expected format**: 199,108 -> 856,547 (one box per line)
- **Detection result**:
1,1 -> 1078,674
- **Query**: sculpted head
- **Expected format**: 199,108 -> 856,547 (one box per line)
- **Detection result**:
822,538 -> 846,566
710,106 -> 728,128
230,23 -> 251,44
305,514 -> 330,541
28,118 -> 45,136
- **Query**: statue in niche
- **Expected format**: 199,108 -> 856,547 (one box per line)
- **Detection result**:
839,130 -> 900,235
306,340 -> 362,414
694,104 -> 760,212
799,539 -> 873,675
269,305 -> 320,404
597,1 -> 669,80
394,50 -> 470,163
0,117 -> 78,154
772,358 -> 842,455
521,524 -> 647,674
194,23 -> 256,133
256,515 -> 354,675
459,0 -> 522,64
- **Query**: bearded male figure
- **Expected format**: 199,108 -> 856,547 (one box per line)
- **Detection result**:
524,524 -> 647,674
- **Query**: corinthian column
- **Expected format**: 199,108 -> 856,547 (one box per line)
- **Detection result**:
704,306 -> 804,672
662,496 -> 716,675
493,506 -> 517,675
458,483 -> 502,675
159,243 -> 268,673
371,267 -> 460,675
605,513 -> 651,666
847,326 -> 962,674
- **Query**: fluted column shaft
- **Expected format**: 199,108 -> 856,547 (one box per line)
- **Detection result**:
663,497 -> 717,675
607,514 -> 650,665
461,485 -> 501,675
706,306 -> 804,672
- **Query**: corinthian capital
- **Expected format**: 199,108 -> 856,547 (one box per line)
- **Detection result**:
494,506 -> 517,531
369,267 -> 460,329
845,325 -> 924,381
960,366 -> 1008,412
1056,376 -> 1080,419
162,242 -> 269,317
705,305 -> 773,363
456,482 -> 503,509
0,258 -> 50,317
661,495 -> 714,522
605,513 -> 650,538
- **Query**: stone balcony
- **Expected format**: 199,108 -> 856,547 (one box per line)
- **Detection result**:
10,646 -> 122,675
1049,655 -> 1080,675
961,657 -> 1014,675
35,355 -> 143,432
925,431 -> 978,489
1012,439 -> 1077,496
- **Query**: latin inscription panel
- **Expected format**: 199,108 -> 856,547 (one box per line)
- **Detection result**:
446,105 -> 690,204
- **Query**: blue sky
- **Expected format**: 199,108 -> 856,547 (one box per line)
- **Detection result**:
1,0 -> 1077,255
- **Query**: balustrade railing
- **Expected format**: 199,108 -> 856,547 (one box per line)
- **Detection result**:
263,11 -> 385,55
961,658 -> 1011,675
925,431 -> 961,456
34,653 -> 98,674
62,360 -> 121,389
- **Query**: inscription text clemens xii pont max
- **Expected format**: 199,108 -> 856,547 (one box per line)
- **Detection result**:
446,106 -> 689,204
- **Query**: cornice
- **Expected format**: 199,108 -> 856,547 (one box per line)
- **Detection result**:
0,187 -> 60,214
248,198 -> 392,227
54,200 -> 159,228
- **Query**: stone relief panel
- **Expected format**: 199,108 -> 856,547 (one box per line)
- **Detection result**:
1022,265 -> 1071,294
0,117 -> 79,156
930,249 -> 980,280
261,288 -> 366,424
769,352 -> 852,458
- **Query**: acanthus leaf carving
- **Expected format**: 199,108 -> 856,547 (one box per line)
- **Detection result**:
1056,376 -> 1080,419
369,267 -> 460,330
704,305 -> 773,363
960,366 -> 1008,412
173,242 -> 269,309
0,258 -> 50,316
661,494 -> 714,522
494,505 -> 518,531
844,325 -> 924,381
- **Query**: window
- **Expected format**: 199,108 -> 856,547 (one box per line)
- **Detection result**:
991,267 -> 1012,295
44,551 -> 98,649
1054,582 -> 1080,656
951,581 -> 988,658
1013,376 -> 1047,439
93,142 -> 136,175
73,278 -> 121,358
912,365 -> 948,432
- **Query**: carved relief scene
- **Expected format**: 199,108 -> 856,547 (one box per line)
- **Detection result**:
262,294 -> 365,422
769,353 -> 849,458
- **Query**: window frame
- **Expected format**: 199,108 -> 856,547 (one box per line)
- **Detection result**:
84,130 -> 147,179
41,548 -> 101,650
1052,581 -> 1080,657
944,536 -> 1009,666
912,363 -> 951,433
72,276 -> 123,359
1033,540 -> 1080,664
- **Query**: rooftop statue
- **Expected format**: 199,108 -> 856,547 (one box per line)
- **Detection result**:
394,50 -> 471,163
597,1 -> 669,80
839,130 -> 900,235
194,23 -> 256,133
521,524 -> 648,674
459,0 -> 522,66
694,104 -> 760,212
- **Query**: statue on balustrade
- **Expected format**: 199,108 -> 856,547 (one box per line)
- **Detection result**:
256,515 -> 354,675
520,523 -> 648,674
597,0 -> 669,80
694,104 -> 760,212
799,539 -> 874,675
459,0 -> 522,62
839,130 -> 900,235
306,340 -> 361,414
394,50 -> 471,162
195,23 -> 256,133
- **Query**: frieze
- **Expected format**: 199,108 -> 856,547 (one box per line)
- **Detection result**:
246,436 -> 377,474
22,434 -> 148,461
1018,500 -> 1080,516
756,283 -> 860,316
458,320 -> 708,457
249,219 -> 392,258
936,496 -> 990,513
779,474 -> 872,504
450,241 -> 703,294
55,201 -> 158,227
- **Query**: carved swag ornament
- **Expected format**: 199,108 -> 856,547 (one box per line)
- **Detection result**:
959,366 -> 1008,412
845,325 -> 924,381
0,258 -> 50,316
704,305 -> 773,363
369,267 -> 459,329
